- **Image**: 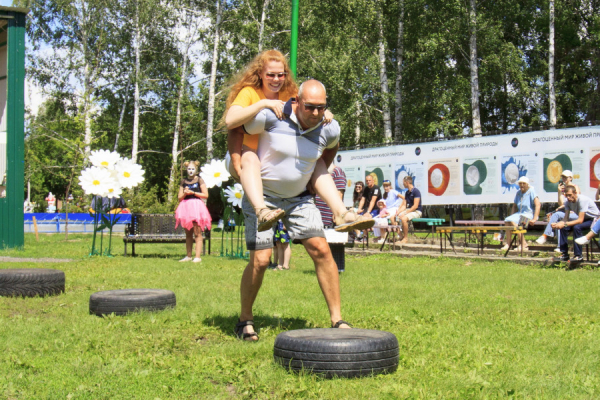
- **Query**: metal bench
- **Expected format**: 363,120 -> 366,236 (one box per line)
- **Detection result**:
123,213 -> 211,256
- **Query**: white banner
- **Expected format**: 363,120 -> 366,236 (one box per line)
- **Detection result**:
337,126 -> 600,206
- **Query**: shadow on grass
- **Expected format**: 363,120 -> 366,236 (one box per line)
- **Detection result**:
203,314 -> 309,338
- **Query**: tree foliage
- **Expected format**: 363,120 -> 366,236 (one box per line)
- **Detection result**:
18,0 -> 600,210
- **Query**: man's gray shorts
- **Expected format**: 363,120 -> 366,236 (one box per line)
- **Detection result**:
242,194 -> 325,250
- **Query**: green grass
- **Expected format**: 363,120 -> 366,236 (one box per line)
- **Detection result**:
2,234 -> 600,399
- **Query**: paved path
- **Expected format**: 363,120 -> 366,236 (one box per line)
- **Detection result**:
0,257 -> 73,263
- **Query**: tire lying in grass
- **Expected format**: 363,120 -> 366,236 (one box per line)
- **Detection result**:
0,268 -> 65,298
89,289 -> 176,316
274,328 -> 399,378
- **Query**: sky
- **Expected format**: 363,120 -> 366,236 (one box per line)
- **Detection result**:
0,1 -> 13,7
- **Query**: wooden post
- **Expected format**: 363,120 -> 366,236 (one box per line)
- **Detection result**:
32,215 -> 39,242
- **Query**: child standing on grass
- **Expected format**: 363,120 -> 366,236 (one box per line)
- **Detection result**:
175,161 -> 211,263
273,221 -> 291,270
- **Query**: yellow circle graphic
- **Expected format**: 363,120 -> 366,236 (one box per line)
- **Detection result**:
546,160 -> 563,183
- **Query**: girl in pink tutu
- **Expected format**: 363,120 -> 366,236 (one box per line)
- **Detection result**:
175,161 -> 212,262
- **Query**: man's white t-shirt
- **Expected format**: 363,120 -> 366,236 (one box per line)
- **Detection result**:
244,100 -> 340,198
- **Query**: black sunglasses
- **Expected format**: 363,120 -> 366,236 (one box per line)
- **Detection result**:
302,102 -> 327,112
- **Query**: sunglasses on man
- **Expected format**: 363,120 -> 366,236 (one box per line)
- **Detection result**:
302,102 -> 327,112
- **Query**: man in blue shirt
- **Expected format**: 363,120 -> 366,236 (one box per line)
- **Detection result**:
393,176 -> 422,244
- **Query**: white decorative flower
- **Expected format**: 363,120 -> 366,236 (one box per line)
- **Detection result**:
104,175 -> 123,199
224,183 -> 244,208
114,158 -> 145,189
200,159 -> 231,188
78,166 -> 117,196
89,150 -> 120,169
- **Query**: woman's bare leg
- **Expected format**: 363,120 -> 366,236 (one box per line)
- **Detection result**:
311,159 -> 350,221
240,151 -> 268,212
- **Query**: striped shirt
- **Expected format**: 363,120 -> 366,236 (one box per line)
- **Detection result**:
315,167 -> 347,227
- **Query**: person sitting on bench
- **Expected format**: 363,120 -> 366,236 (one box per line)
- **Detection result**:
501,176 -> 540,252
393,176 -> 422,244
552,185 -> 599,262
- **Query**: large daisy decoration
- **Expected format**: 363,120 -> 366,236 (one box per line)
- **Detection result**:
224,183 -> 244,208
78,166 -> 117,196
114,158 -> 145,189
89,149 -> 121,170
78,149 -> 146,256
200,159 -> 231,188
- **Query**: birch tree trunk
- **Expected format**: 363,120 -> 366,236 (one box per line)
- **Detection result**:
377,10 -> 392,142
258,0 -> 270,52
113,76 -> 131,152
168,54 -> 188,202
394,0 -> 405,142
83,61 -> 93,163
355,100 -> 361,149
132,0 -> 141,163
206,0 -> 222,159
549,0 -> 557,128
469,0 -> 482,136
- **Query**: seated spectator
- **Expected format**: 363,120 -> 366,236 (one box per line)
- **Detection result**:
393,176 -> 421,244
351,181 -> 364,213
552,185 -> 600,262
502,176 -> 540,251
536,170 -> 579,245
381,180 -> 403,217
358,175 -> 382,217
372,199 -> 390,243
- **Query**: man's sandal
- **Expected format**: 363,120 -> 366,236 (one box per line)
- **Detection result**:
257,208 -> 285,232
332,320 -> 353,328
235,319 -> 259,341
334,211 -> 375,232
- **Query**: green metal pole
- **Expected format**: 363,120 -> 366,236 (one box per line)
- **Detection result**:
290,0 -> 299,78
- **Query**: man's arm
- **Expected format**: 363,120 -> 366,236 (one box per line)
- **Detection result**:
408,197 -> 421,213
366,195 -> 377,214
555,211 -> 585,229
320,143 -> 339,169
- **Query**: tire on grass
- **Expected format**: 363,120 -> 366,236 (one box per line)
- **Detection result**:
0,268 -> 65,298
274,328 -> 399,378
89,289 -> 176,316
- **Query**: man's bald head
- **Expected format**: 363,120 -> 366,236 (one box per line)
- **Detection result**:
298,79 -> 326,100
296,79 -> 328,130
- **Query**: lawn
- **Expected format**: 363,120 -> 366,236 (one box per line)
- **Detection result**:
1,233 -> 600,399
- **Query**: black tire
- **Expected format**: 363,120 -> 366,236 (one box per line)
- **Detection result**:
89,289 -> 176,316
274,328 -> 399,378
0,269 -> 65,298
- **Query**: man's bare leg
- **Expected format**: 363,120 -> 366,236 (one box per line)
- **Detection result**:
399,216 -> 409,243
301,237 -> 350,328
239,248 -> 272,340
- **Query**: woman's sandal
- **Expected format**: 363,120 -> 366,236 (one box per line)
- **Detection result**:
332,320 -> 353,328
334,211 -> 375,232
235,319 -> 259,341
257,208 -> 285,232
